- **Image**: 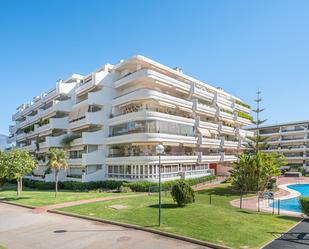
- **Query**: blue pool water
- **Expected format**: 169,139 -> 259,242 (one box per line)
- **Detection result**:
270,184 -> 309,212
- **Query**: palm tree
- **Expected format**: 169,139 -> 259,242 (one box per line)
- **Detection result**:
47,148 -> 68,197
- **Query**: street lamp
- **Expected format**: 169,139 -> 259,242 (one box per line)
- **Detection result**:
156,144 -> 165,226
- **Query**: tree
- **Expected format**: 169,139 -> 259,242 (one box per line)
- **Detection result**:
4,149 -> 37,196
230,151 -> 285,192
246,90 -> 269,153
171,181 -> 195,207
230,152 -> 256,192
47,148 -> 68,197
0,151 -> 9,189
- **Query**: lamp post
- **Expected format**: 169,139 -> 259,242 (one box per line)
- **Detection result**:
156,144 -> 165,226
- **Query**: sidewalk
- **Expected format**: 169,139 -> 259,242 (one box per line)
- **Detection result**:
230,177 -> 309,216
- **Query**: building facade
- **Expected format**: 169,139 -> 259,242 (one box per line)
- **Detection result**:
248,121 -> 309,169
0,134 -> 8,151
8,55 -> 253,182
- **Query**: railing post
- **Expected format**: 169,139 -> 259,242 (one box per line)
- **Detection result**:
258,196 -> 260,212
239,191 -> 242,209
209,193 -> 212,204
278,199 -> 280,215
272,199 -> 275,214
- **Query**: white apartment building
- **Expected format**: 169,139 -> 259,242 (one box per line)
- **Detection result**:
248,121 -> 309,169
8,55 -> 253,182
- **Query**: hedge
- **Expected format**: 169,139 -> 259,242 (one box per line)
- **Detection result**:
299,197 -> 309,216
22,175 -> 215,192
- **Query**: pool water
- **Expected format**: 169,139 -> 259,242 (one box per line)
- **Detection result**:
270,184 -> 309,213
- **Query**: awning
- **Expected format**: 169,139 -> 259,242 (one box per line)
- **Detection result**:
157,101 -> 176,108
182,143 -> 197,147
68,145 -> 85,151
196,127 -> 212,137
178,106 -> 192,113
69,104 -> 89,122
209,129 -> 219,135
162,142 -> 180,146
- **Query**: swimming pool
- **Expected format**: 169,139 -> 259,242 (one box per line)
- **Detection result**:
270,184 -> 309,213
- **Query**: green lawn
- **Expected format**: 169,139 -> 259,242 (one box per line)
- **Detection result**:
59,184 -> 299,249
0,184 -> 136,207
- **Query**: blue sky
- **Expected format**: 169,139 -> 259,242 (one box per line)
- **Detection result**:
1,0 -> 309,135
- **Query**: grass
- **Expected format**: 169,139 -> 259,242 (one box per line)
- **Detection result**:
0,184 -> 136,207
0,245 -> 6,249
59,184 -> 300,249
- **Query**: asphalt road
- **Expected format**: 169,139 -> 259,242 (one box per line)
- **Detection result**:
263,219 -> 309,249
0,203 -> 208,249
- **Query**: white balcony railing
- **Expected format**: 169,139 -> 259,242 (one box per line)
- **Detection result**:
37,117 -> 69,134
69,110 -> 104,130
114,69 -> 191,93
39,134 -> 67,150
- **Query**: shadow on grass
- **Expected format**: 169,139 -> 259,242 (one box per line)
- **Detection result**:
236,210 -> 255,215
0,196 -> 31,202
148,203 -> 178,209
198,185 -> 243,197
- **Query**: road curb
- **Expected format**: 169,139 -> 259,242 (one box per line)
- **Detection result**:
0,200 -> 35,209
49,209 -> 231,249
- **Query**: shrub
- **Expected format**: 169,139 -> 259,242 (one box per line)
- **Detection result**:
300,197 -> 309,216
21,175 -> 215,192
236,100 -> 251,109
119,185 -> 132,193
171,180 -> 195,207
236,111 -> 254,122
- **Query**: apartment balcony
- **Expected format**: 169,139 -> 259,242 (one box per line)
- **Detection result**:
260,132 -> 280,137
17,113 -> 39,130
198,136 -> 221,148
69,110 -> 104,131
195,103 -> 217,117
71,130 -> 105,146
280,138 -> 306,144
112,89 -> 193,110
238,128 -> 254,138
13,81 -> 75,121
280,129 -> 306,136
200,154 -> 221,163
39,134 -> 67,151
15,133 -> 27,142
68,150 -> 105,165
114,69 -> 191,93
198,120 -> 219,134
218,111 -> 235,123
75,74 -> 101,96
191,85 -> 215,102
109,110 -> 195,127
22,141 -> 36,152
281,147 -> 306,152
41,99 -> 72,118
223,154 -> 238,162
88,90 -> 105,106
221,140 -> 239,149
37,117 -> 69,135
234,103 -> 250,114
220,124 -> 236,136
284,155 -> 306,161
82,150 -> 105,165
106,155 -> 199,165
68,157 -> 82,165
105,133 -> 197,145
235,116 -> 252,126
216,95 -> 233,109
